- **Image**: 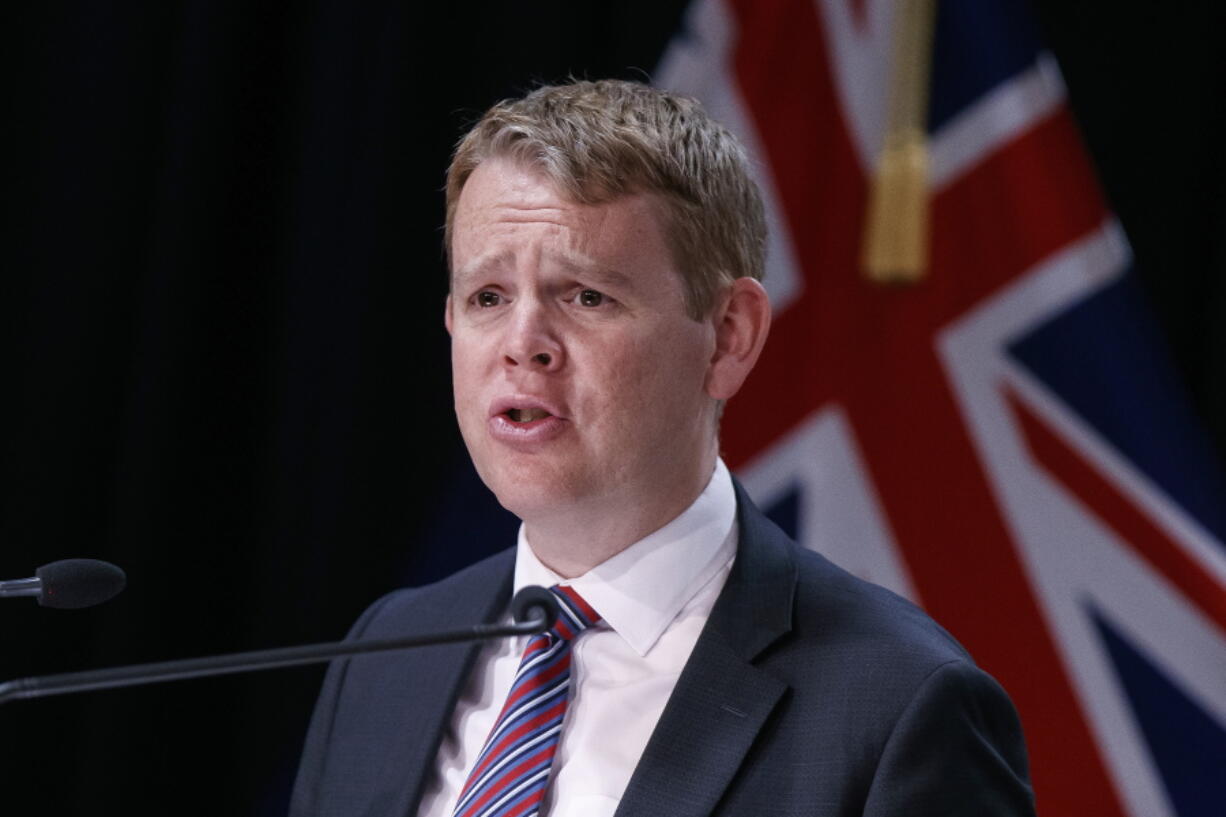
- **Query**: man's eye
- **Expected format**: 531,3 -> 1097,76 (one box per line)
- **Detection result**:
474,291 -> 501,307
577,289 -> 605,307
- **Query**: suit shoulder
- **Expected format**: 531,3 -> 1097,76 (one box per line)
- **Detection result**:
347,547 -> 515,639
788,542 -> 970,666
761,543 -> 1027,777
731,482 -> 971,679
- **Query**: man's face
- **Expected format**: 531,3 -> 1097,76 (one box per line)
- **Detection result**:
447,157 -> 720,533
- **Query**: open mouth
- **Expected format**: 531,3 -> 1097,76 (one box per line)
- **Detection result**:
505,408 -> 552,423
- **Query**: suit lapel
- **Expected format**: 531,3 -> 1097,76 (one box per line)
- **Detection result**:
614,481 -> 797,817
612,630 -> 787,817
393,556 -> 515,813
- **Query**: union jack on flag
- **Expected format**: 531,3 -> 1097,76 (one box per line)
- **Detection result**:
656,0 -> 1226,814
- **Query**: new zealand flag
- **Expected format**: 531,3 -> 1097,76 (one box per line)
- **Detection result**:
656,0 -> 1226,814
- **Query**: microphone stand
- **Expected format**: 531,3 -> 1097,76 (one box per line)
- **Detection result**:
0,591 -> 555,706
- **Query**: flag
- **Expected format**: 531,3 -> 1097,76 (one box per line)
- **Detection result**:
656,1 -> 1226,814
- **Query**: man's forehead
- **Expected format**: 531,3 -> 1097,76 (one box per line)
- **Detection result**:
454,157 -> 669,235
456,157 -> 570,215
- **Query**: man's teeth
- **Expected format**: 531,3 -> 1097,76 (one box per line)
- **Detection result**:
509,408 -> 550,423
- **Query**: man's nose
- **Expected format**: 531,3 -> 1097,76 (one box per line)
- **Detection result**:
502,301 -> 563,371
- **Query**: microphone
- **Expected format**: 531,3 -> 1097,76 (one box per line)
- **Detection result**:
0,585 -> 559,706
508,584 -> 558,628
0,559 -> 127,609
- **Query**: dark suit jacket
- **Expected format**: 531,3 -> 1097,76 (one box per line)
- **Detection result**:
291,483 -> 1035,816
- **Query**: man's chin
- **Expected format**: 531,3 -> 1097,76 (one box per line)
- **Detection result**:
480,467 -> 594,524
490,484 -> 585,522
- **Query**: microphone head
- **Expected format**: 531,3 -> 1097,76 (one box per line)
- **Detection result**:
509,585 -> 559,632
35,559 -> 127,609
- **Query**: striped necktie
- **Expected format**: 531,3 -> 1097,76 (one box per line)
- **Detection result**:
451,585 -> 601,817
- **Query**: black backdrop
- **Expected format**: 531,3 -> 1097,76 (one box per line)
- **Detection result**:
2,2 -> 1222,814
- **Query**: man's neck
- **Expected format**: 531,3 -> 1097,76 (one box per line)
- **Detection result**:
523,453 -> 718,579
525,516 -> 676,579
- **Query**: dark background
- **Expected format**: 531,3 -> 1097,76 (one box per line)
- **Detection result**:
1,1 -> 1222,813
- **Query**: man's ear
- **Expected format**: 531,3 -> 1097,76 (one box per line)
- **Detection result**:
705,277 -> 771,401
444,293 -> 454,335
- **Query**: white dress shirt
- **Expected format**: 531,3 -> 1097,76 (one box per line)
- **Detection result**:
416,458 -> 739,817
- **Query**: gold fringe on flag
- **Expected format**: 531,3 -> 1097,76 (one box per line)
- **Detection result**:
862,0 -> 938,285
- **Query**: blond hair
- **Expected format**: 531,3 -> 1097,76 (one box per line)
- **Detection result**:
444,79 -> 766,319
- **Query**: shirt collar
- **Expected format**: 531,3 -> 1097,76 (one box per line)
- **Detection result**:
513,458 -> 738,657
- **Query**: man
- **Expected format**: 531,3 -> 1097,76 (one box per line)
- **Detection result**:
292,80 -> 1035,817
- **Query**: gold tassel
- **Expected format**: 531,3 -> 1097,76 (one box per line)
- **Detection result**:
862,0 -> 938,285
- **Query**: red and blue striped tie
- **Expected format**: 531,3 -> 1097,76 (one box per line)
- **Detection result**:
451,585 -> 601,817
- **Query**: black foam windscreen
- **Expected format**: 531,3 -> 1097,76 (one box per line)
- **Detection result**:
508,585 -> 559,630
35,559 -> 127,609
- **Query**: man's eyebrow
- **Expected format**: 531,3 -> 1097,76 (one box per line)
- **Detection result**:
453,254 -> 635,290
452,252 -> 512,286
556,258 -> 633,289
